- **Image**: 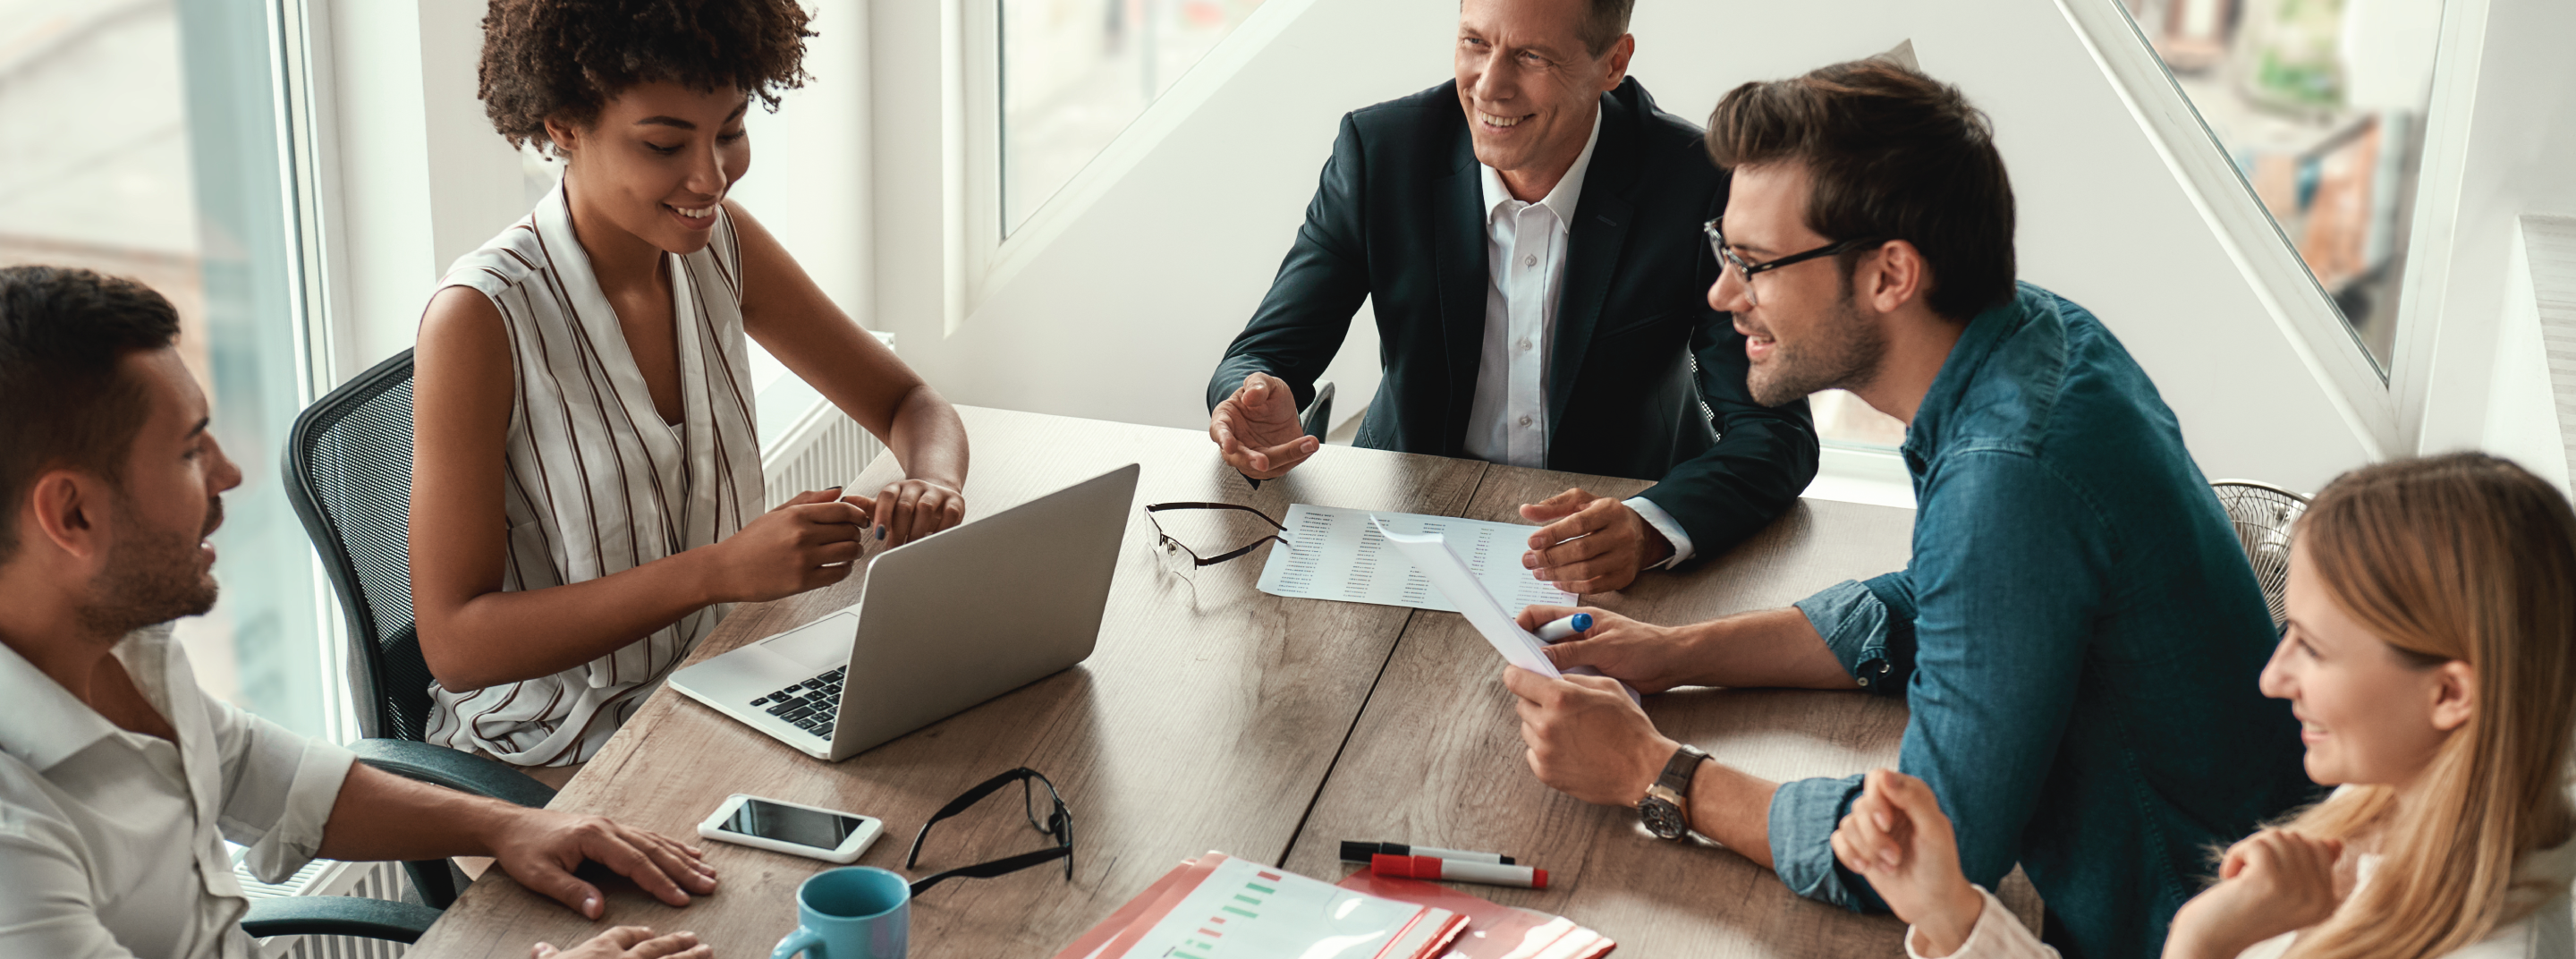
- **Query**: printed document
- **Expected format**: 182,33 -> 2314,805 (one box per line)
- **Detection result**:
1254,504 -> 1574,614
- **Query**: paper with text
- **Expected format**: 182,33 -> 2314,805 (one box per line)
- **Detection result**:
1254,504 -> 1575,615
1365,515 -> 1563,677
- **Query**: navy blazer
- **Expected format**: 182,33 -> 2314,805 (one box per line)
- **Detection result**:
1208,78 -> 1818,556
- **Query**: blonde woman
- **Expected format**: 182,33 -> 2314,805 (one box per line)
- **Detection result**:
1834,452 -> 2576,959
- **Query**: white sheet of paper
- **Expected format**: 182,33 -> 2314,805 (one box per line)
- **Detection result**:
1253,504 -> 1574,614
1368,515 -> 1563,677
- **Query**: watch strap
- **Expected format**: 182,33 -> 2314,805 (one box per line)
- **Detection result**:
1656,744 -> 1712,796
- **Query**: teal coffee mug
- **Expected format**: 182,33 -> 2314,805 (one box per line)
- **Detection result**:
770,866 -> 911,959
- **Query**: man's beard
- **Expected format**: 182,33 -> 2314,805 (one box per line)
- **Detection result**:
1746,290 -> 1886,407
76,495 -> 222,637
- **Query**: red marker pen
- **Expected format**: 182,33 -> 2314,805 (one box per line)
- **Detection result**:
1371,853 -> 1547,889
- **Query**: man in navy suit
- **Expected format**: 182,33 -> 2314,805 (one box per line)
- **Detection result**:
1207,0 -> 1818,592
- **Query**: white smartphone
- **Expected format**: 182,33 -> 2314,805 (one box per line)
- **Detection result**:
697,794 -> 885,864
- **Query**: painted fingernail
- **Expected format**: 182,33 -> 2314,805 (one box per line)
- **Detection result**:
876,526 -> 886,539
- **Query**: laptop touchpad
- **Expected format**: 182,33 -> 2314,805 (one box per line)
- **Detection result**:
763,612 -> 857,673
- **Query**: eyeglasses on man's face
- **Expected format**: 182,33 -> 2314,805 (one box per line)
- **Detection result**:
1703,218 -> 1883,308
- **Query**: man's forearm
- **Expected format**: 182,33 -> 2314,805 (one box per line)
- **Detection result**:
1688,760 -> 1779,869
314,763 -> 516,862
1682,607 -> 1862,691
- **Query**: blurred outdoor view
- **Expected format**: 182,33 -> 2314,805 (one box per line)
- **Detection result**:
1002,0 -> 1267,235
0,0 -> 329,737
2124,0 -> 2444,369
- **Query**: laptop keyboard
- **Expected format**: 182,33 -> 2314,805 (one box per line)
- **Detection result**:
748,666 -> 846,739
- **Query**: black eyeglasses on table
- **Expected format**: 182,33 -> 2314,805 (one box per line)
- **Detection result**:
1702,218 -> 1882,308
1144,502 -> 1288,571
903,767 -> 1073,896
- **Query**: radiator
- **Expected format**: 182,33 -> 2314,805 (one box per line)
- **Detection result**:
240,858 -> 411,959
763,396 -> 886,510
758,332 -> 892,510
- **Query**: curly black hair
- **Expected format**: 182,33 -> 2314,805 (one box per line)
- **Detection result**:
479,0 -> 816,150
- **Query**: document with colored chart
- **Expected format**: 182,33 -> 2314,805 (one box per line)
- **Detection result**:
1050,853 -> 1466,959
1254,505 -> 1575,614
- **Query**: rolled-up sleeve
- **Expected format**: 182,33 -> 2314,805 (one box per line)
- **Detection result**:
208,700 -> 355,885
1771,451 -> 2106,914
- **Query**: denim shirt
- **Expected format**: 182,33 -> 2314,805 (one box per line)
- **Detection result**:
1768,284 -> 2315,959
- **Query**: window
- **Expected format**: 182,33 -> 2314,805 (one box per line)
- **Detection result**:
2121,0 -> 2444,369
1000,0 -> 1267,236
0,0 -> 335,737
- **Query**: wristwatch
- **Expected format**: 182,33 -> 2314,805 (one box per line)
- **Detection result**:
1639,744 -> 1712,841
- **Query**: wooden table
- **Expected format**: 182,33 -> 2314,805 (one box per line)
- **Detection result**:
407,407 -> 1926,958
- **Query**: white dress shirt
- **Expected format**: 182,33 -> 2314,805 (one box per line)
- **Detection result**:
1464,109 -> 1697,565
0,624 -> 355,958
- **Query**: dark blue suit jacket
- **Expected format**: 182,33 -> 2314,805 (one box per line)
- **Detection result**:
1207,78 -> 1818,556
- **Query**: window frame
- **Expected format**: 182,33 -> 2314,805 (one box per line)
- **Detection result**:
2056,0 -> 2488,458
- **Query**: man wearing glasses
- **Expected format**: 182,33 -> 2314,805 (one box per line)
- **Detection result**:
1501,62 -> 2309,958
1203,0 -> 1818,594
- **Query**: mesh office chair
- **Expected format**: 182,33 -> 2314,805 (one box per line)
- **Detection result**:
279,348 -> 556,918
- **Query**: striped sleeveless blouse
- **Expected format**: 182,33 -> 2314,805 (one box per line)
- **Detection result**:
423,180 -> 766,768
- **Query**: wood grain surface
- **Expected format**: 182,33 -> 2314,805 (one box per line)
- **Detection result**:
401,408 -> 1951,958
1277,467 -> 1929,957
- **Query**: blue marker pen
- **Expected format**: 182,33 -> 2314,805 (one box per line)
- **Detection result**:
1535,613 -> 1592,642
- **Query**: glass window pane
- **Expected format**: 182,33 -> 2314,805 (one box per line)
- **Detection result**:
1001,0 -> 1267,235
0,0 -> 330,737
2121,0 -> 2443,369
1812,389 -> 1906,450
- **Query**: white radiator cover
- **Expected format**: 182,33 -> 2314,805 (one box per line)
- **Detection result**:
240,858 -> 411,959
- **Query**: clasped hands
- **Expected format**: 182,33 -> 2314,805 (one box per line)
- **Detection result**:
709,478 -> 965,604
1829,768 -> 2344,959
1210,372 -> 1672,592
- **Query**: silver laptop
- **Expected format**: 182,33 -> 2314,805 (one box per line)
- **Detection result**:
669,463 -> 1139,760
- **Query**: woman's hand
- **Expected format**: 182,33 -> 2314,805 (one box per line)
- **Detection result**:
862,478 -> 965,547
1831,769 -> 1987,957
531,927 -> 708,959
2164,829 -> 2345,959
708,488 -> 869,603
1517,606 -> 1699,693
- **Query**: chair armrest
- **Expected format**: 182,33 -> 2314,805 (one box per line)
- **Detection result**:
1300,380 -> 1336,439
350,739 -> 556,809
241,895 -> 443,943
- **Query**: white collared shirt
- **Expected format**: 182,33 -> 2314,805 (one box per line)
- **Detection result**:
0,624 -> 355,958
1463,109 -> 1698,565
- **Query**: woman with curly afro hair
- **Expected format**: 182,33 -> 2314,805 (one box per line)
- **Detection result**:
409,0 -> 970,785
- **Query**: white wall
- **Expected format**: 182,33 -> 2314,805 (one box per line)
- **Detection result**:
2402,0 -> 2576,465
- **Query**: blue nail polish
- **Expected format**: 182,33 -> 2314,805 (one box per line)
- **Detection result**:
876,525 -> 886,539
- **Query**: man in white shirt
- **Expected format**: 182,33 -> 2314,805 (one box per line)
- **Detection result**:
0,266 -> 713,959
1205,0 -> 1818,593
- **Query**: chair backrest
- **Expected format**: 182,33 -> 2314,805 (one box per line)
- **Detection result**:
2211,479 -> 2310,633
282,350 -> 433,741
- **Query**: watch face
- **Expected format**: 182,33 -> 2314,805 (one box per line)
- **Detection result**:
1640,796 -> 1688,840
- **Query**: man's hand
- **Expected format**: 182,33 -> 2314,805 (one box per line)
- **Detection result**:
1209,372 -> 1318,480
2165,829 -> 2345,959
708,487 -> 869,603
1517,605 -> 1704,693
1502,666 -> 1674,807
1831,769 -> 1987,958
860,478 -> 965,547
1520,488 -> 1674,594
532,928 -> 709,959
484,809 -> 719,920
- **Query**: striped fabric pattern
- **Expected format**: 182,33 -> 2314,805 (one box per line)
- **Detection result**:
423,181 -> 765,768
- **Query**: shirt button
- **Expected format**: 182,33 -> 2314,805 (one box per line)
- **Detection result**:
1517,336 -> 1533,351
1522,254 -> 1538,267
1518,414 -> 1534,427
